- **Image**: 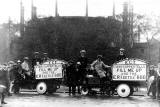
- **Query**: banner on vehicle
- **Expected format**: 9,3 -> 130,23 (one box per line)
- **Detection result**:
35,63 -> 63,79
112,59 -> 147,81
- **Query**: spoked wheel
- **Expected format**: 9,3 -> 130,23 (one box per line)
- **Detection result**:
81,87 -> 89,95
117,84 -> 131,98
36,82 -> 47,94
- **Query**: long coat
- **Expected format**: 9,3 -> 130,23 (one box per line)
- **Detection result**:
0,69 -> 9,87
66,64 -> 77,86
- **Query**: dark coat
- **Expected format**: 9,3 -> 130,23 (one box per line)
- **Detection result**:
76,57 -> 89,79
116,54 -> 126,62
66,64 -> 77,86
77,57 -> 88,69
32,57 -> 42,68
0,69 -> 9,87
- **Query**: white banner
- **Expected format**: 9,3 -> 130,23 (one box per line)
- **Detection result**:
35,63 -> 63,79
112,59 -> 147,81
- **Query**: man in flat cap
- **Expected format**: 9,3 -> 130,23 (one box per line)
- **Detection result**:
32,52 -> 42,69
66,60 -> 76,95
21,57 -> 31,78
42,53 -> 49,63
91,55 -> 110,94
76,50 -> 89,94
116,48 -> 126,61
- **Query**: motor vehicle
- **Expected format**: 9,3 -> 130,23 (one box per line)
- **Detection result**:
80,58 -> 148,98
12,59 -> 67,94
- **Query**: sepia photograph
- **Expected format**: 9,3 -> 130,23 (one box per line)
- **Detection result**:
0,0 -> 159,107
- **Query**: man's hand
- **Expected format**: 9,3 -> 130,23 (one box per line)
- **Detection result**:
106,65 -> 111,68
91,67 -> 94,70
77,62 -> 81,65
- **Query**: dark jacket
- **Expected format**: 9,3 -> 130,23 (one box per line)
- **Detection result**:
66,64 -> 77,86
77,57 -> 88,69
116,55 -> 126,62
32,57 -> 42,68
0,69 -> 9,86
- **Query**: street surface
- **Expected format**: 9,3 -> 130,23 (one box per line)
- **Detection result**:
3,90 -> 160,107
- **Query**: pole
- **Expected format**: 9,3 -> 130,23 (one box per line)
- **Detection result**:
20,0 -> 24,37
113,0 -> 115,18
8,17 -> 11,60
55,0 -> 58,17
85,0 -> 88,18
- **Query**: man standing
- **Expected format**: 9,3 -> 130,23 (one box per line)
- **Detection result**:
6,61 -> 15,96
13,60 -> 23,94
21,57 -> 31,78
0,65 -> 10,105
76,50 -> 89,94
91,55 -> 110,94
42,53 -> 49,63
32,52 -> 42,68
116,48 -> 126,61
66,60 -> 76,95
148,65 -> 158,98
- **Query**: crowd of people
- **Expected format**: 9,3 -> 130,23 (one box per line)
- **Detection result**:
0,52 -> 50,106
1,47 -> 159,106
66,48 -> 126,95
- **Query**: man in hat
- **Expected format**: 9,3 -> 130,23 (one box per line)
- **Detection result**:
91,55 -> 110,94
0,67 -> 9,105
116,48 -> 126,61
12,60 -> 24,94
6,61 -> 16,96
147,65 -> 158,98
42,53 -> 49,63
91,55 -> 110,78
66,60 -> 76,95
76,50 -> 89,94
21,57 -> 31,79
32,52 -> 42,68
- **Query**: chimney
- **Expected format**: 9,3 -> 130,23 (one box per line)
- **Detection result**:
20,0 -> 24,37
112,0 -> 115,18
85,0 -> 88,18
31,0 -> 37,19
55,0 -> 59,17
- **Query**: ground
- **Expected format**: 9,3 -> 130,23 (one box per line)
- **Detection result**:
2,89 -> 160,107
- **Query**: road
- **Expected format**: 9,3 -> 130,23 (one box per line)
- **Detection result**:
3,92 -> 160,107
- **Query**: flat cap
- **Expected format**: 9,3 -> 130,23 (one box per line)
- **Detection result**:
80,50 -> 86,53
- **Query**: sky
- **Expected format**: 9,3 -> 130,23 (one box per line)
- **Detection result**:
0,0 -> 160,23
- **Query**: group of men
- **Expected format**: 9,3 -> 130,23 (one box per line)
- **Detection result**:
0,52 -> 50,105
0,49 -> 126,105
66,48 -> 126,95
13,52 -> 50,90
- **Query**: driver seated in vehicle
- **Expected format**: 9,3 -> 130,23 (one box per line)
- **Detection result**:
21,57 -> 32,79
91,55 -> 111,93
91,55 -> 110,78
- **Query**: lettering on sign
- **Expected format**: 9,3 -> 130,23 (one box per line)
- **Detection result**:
35,63 -> 63,79
112,59 -> 147,81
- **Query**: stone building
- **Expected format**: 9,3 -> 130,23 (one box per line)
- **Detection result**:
130,37 -> 160,65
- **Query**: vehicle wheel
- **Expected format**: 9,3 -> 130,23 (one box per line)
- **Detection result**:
36,82 -> 47,94
117,84 -> 131,98
81,87 -> 89,95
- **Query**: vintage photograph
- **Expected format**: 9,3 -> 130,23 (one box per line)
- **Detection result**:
0,0 -> 159,107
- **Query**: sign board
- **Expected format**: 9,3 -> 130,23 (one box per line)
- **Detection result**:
112,59 -> 147,81
43,59 -> 67,65
35,63 -> 63,79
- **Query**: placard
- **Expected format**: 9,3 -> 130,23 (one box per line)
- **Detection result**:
35,63 -> 63,79
112,59 -> 147,81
